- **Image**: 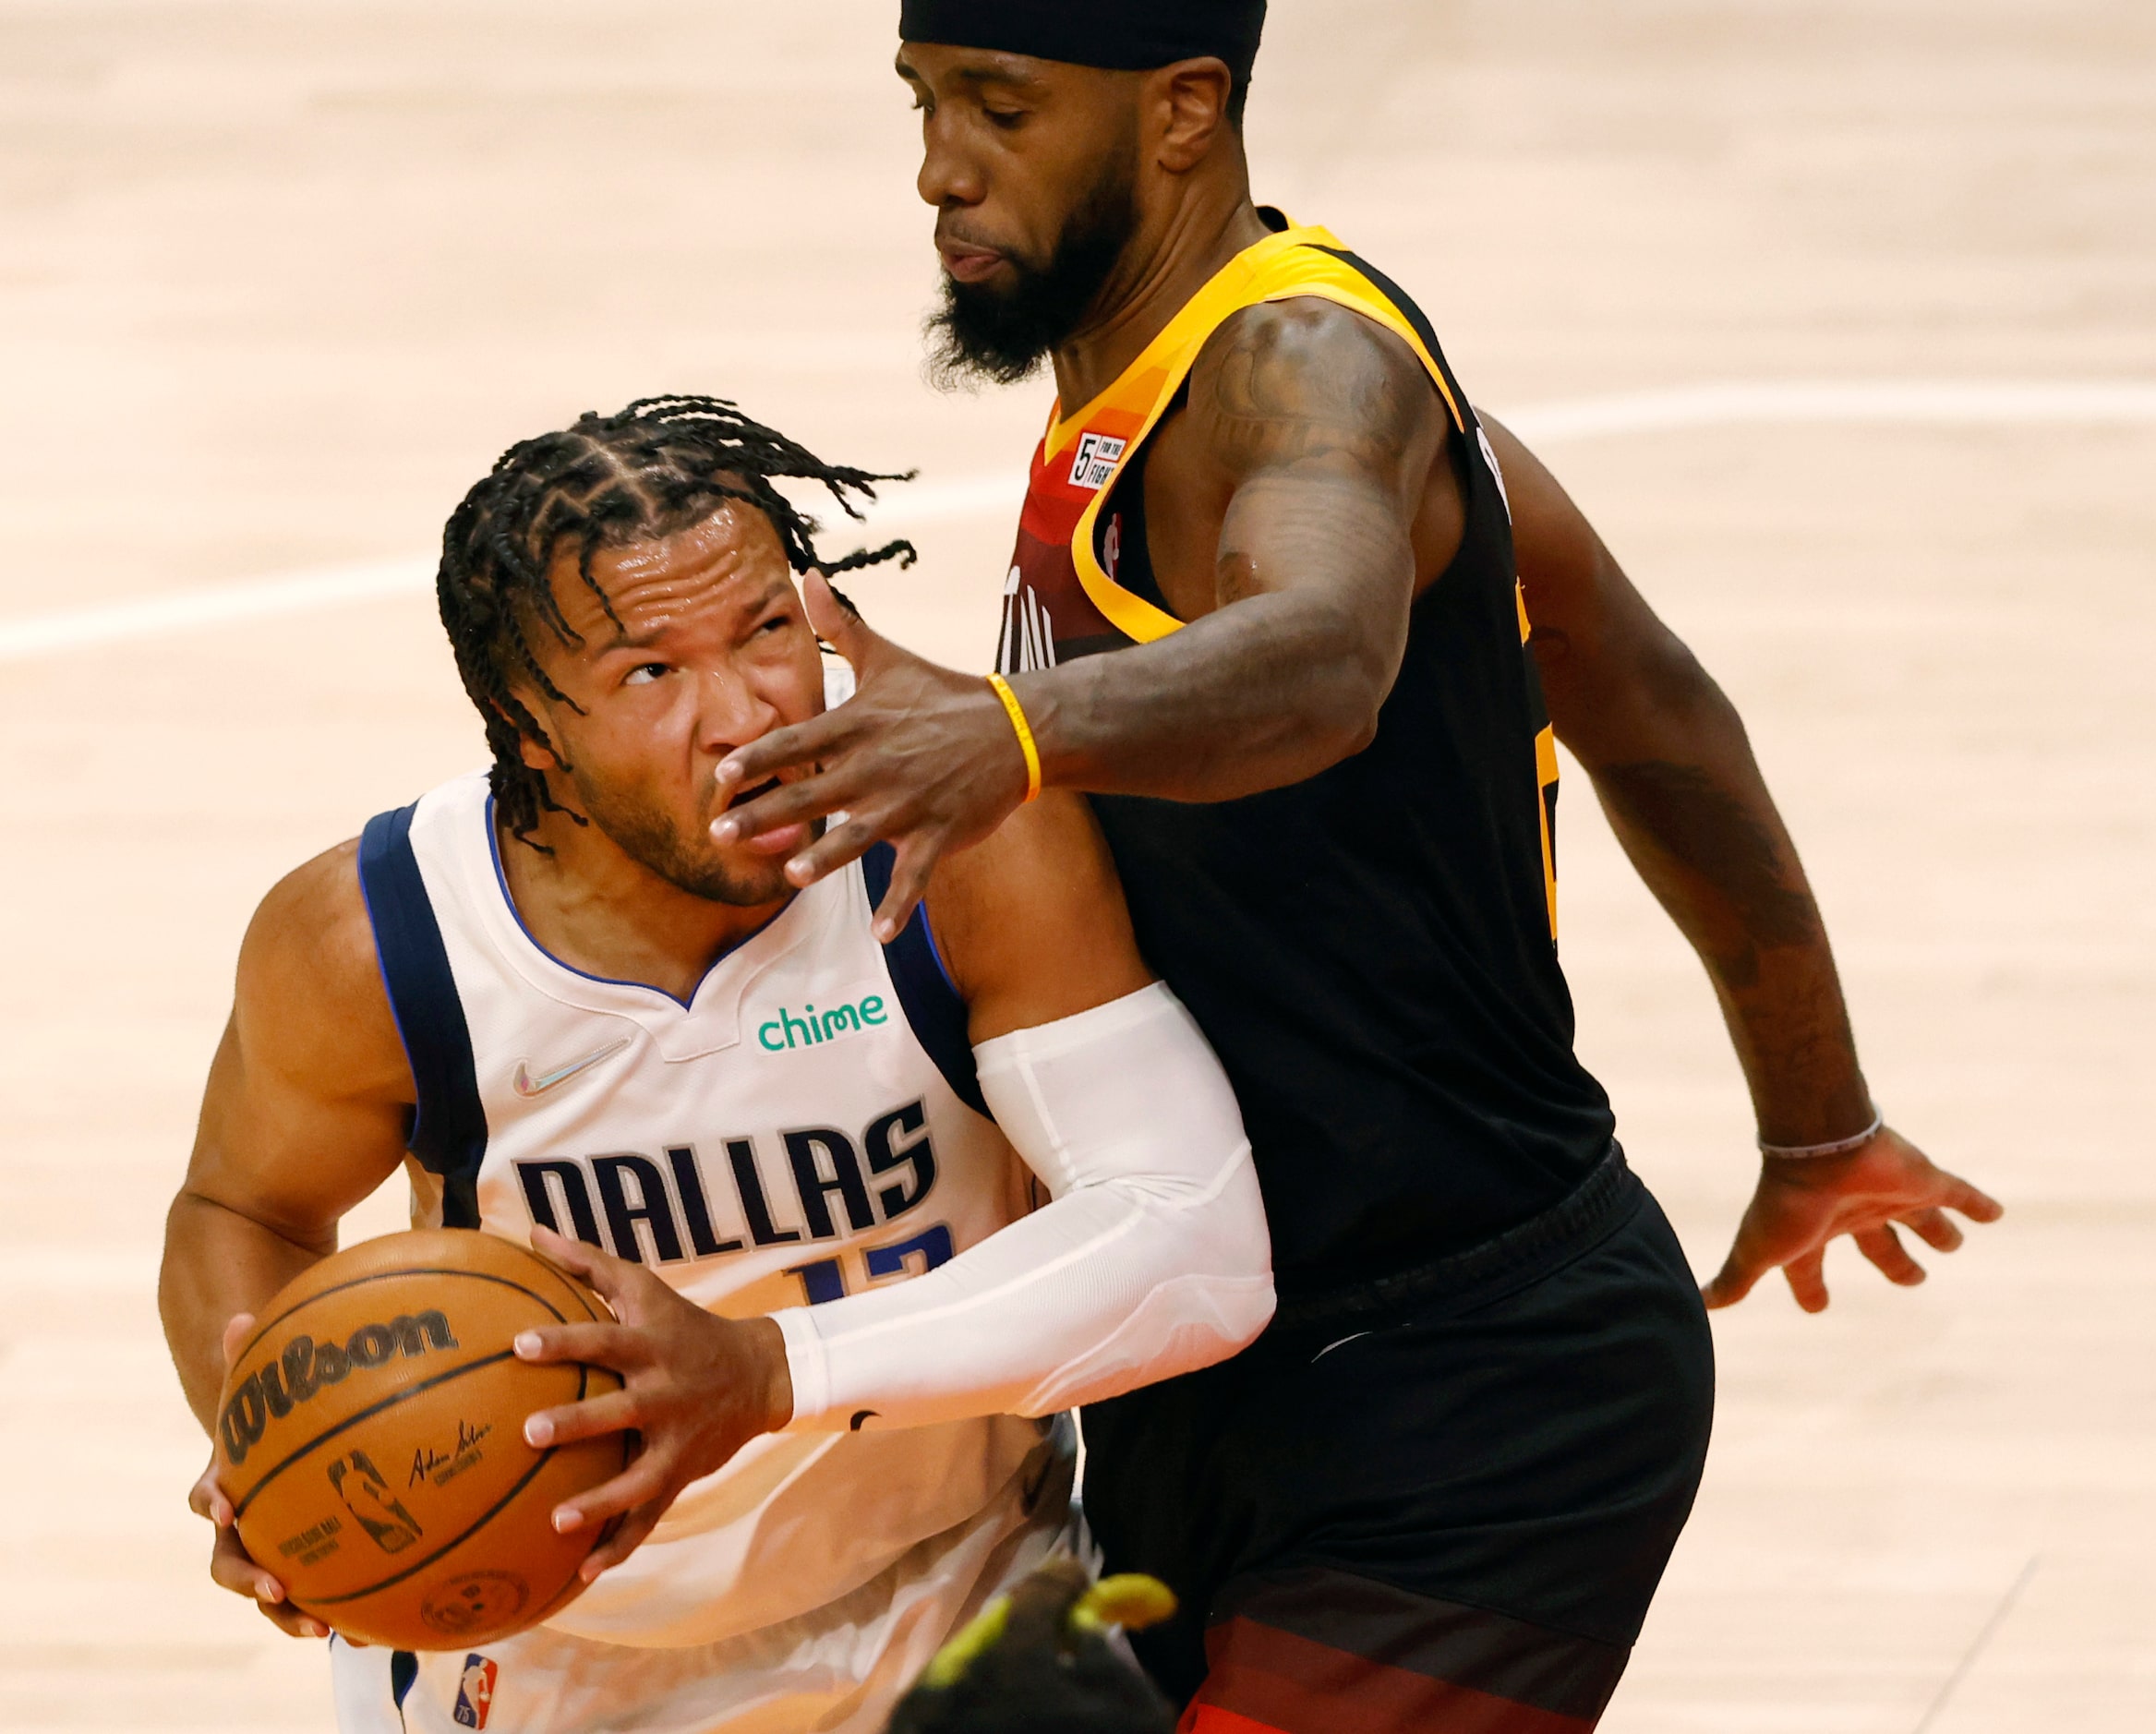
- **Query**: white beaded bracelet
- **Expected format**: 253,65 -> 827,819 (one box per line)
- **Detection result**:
1758,1109 -> 1884,1161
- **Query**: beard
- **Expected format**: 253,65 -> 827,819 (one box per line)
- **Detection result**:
570,767 -> 816,908
925,146 -> 1140,389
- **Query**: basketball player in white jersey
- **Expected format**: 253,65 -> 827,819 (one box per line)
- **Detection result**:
160,396 -> 1273,1734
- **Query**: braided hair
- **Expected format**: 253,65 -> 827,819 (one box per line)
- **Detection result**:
436,393 -> 916,848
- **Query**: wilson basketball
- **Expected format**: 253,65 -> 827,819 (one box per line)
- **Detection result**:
215,1229 -> 628,1651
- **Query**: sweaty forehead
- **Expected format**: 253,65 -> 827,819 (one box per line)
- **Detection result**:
546,503 -> 793,643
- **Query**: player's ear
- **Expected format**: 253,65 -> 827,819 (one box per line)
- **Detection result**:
503,708 -> 561,773
1153,58 -> 1234,173
497,684 -> 563,772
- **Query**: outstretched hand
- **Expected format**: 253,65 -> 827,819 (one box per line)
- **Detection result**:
513,1227 -> 794,1581
710,571 -> 1033,940
1703,1126 -> 2003,1312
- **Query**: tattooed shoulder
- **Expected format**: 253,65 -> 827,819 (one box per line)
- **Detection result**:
1189,299 -> 1441,481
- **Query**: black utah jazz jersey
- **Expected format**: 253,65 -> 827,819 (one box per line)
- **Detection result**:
996,213 -> 1617,1292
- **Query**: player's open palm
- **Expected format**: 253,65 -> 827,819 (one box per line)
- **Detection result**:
1703,1126 -> 2003,1312
513,1226 -> 794,1579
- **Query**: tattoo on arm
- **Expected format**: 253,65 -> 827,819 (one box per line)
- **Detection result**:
1193,304 -> 1441,620
1028,307 -> 1441,801
1594,760 -> 1823,957
1204,309 -> 1428,478
1214,548 -> 1265,604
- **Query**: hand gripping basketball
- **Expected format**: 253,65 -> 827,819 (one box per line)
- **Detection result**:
191,1311 -> 335,1642
206,1230 -> 630,1649
513,1226 -> 796,1581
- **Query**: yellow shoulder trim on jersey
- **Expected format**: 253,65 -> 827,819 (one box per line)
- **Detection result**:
1044,222 -> 1339,457
1535,723 -> 1561,941
1066,220 -> 1468,645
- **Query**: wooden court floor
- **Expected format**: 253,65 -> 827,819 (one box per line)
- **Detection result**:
2,3 -> 2150,1728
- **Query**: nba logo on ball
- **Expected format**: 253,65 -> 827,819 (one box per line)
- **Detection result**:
453,1655 -> 497,1728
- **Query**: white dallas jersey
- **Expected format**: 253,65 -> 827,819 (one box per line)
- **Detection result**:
355,766 -> 1052,1662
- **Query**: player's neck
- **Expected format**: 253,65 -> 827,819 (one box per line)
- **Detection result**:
498,811 -> 792,1005
1051,181 -> 1270,414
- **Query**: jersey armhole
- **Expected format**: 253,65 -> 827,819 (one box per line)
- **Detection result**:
357,802 -> 488,1227
861,842 -> 992,1121
1090,378 -> 1190,624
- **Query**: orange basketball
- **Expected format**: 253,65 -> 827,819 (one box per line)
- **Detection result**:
215,1229 -> 628,1651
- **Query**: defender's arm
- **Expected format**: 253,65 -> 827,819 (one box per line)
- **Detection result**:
1484,416 -> 2001,1308
707,299 -> 1445,935
1013,300 -> 1444,801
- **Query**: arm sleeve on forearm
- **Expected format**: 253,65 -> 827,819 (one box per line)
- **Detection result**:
770,982 -> 1275,1432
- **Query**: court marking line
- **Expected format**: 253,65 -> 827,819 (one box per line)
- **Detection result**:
1909,1553 -> 2041,1734
5,378 -> 2152,666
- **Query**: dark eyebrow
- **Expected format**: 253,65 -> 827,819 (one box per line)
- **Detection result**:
595,624 -> 664,654
746,575 -> 796,617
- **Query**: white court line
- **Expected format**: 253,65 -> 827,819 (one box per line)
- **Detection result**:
0,557 -> 439,662
4,378 -> 2152,665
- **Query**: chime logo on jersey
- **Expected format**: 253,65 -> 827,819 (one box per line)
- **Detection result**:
756,993 -> 887,1053
453,1654 -> 497,1729
513,1097 -> 940,1267
1068,431 -> 1126,489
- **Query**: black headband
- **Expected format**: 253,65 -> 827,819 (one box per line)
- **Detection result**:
898,0 -> 1266,78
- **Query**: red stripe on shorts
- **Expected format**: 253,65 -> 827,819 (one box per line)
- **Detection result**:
1179,1614 -> 1601,1734
1183,1706 -> 1289,1734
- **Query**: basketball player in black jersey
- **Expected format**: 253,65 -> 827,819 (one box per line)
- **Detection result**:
705,5 -> 2005,1728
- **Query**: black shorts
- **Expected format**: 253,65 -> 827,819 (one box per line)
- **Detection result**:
1078,1150 -> 1715,1732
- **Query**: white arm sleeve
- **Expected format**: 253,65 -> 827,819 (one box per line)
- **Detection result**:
770,982 -> 1274,1431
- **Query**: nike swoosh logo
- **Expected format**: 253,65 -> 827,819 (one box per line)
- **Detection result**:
511,1039 -> 631,1099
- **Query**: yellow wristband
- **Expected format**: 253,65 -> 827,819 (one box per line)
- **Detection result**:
984,673 -> 1042,803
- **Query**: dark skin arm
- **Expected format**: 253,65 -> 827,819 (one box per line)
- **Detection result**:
1487,417 -> 2002,1306
1490,418 -> 1864,1146
1022,301 -> 1447,798
711,301 -> 1446,929
714,295 -> 1997,1309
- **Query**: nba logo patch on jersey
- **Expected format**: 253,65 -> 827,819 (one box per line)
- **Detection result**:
1067,431 -> 1126,490
453,1655 -> 497,1728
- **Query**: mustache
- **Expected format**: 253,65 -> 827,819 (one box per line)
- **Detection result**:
933,217 -> 1014,262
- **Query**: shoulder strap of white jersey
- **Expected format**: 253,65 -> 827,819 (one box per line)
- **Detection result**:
357,801 -> 487,1225
861,843 -> 991,1121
